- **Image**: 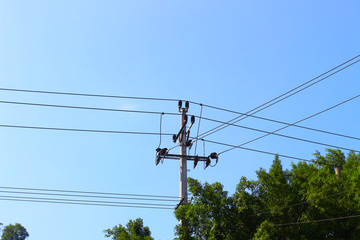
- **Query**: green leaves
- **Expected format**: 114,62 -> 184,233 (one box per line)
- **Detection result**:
1,223 -> 29,240
175,149 -> 360,240
104,218 -> 153,240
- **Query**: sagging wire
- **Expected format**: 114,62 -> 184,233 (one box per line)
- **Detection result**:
157,112 -> 165,149
194,104 -> 203,156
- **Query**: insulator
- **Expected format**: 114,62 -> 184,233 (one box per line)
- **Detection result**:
185,101 -> 189,109
194,156 -> 199,169
156,155 -> 161,166
186,140 -> 193,149
191,115 -> 195,124
204,158 -> 211,169
178,100 -> 182,109
209,152 -> 218,159
173,134 -> 177,143
159,148 -> 168,155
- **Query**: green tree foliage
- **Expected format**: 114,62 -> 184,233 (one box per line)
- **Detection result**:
175,149 -> 360,240
1,223 -> 29,240
104,218 -> 153,240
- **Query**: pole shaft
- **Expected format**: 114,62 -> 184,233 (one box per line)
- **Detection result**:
179,108 -> 188,206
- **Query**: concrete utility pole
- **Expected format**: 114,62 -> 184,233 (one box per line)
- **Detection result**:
179,107 -> 188,205
155,100 -> 219,225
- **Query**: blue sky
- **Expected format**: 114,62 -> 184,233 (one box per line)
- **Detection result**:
0,1 -> 359,239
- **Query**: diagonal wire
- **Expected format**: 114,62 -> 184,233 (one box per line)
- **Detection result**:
219,94 -> 360,155
199,56 -> 360,140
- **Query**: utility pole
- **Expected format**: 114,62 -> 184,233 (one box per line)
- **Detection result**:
179,106 -> 188,205
155,100 -> 219,225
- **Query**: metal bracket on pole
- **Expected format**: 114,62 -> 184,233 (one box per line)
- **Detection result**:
175,197 -> 185,210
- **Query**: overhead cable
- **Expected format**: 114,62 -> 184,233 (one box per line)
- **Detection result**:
272,214 -> 360,227
250,188 -> 358,217
219,94 -> 360,155
0,186 -> 180,199
0,99 -> 358,143
195,138 -> 312,162
0,124 -> 174,136
0,88 -> 182,103
0,190 -> 180,202
0,194 -> 175,207
0,197 -> 173,210
198,55 -> 360,139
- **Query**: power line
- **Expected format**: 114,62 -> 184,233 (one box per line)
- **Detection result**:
0,124 -> 174,136
0,197 -> 173,210
198,56 -> 360,140
196,138 -> 313,162
0,194 -> 175,207
219,94 -> 360,155
198,116 -> 359,153
0,117 -> 354,153
251,188 -> 358,217
198,104 -> 360,141
1,99 -> 358,144
272,214 -> 360,227
0,88 -> 183,103
0,190 -> 180,202
0,100 -> 180,116
0,186 -> 180,199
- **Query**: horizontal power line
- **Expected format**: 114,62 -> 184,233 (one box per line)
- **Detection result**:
0,124 -> 174,136
0,197 -> 173,210
1,99 -> 356,153
0,100 -> 180,116
0,120 -> 356,158
0,186 -> 180,199
272,214 -> 360,227
0,194 -> 175,207
0,190 -> 180,202
0,88 -> 183,103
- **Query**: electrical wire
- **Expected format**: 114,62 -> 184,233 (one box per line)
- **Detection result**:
0,194 -> 175,207
158,112 -> 165,148
1,99 -> 358,147
198,56 -> 360,140
195,138 -> 313,162
271,214 -> 360,227
194,104 -> 203,156
0,100 -> 180,116
0,88 -> 183,103
198,116 -> 358,153
0,95 -> 357,144
250,188 -> 358,217
198,104 -> 360,141
0,190 -> 180,202
0,186 -> 180,199
219,94 -> 360,155
0,197 -> 173,210
0,124 -> 175,136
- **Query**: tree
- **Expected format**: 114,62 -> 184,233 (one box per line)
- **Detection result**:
1,223 -> 29,240
104,218 -> 153,240
175,149 -> 360,240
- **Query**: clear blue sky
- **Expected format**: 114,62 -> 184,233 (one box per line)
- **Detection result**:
0,1 -> 359,239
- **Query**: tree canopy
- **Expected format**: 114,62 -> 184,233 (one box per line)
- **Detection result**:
175,149 -> 360,239
104,218 -> 153,240
1,223 -> 29,240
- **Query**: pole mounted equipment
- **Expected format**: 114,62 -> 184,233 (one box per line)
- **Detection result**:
154,101 -> 219,225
